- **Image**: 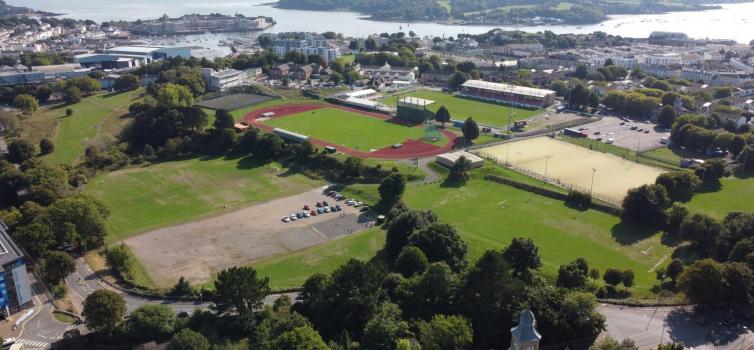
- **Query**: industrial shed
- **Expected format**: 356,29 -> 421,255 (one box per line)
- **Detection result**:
436,151 -> 484,168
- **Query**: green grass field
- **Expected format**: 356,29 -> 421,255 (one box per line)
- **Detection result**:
253,228 -> 385,290
685,176 -> 754,219
380,90 -> 541,128
339,164 -> 666,299
403,167 -> 667,298
85,156 -> 322,242
21,90 -> 142,166
262,107 -> 428,151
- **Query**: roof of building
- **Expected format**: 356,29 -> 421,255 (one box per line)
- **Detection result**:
436,151 -> 484,164
0,221 -> 25,268
106,46 -> 164,54
31,63 -> 86,72
510,310 -> 542,343
398,97 -> 435,106
462,80 -> 555,99
212,69 -> 243,78
340,89 -> 379,99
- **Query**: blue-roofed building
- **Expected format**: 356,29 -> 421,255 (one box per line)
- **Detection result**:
0,220 -> 33,317
509,309 -> 542,350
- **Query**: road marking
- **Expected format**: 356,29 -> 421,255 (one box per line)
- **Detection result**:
18,338 -> 50,349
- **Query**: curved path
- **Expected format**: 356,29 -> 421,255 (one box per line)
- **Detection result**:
17,258 -> 754,350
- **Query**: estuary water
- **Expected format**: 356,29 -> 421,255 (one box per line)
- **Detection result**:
11,0 -> 754,43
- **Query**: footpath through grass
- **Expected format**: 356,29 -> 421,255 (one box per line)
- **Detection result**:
85,156 -> 322,242
380,89 -> 541,128
21,90 -> 142,166
262,107 -> 426,151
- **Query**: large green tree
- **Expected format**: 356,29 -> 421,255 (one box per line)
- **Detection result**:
13,94 -> 38,113
122,304 -> 177,343
378,172 -> 407,207
502,237 -> 542,276
83,289 -> 127,333
418,315 -> 473,350
7,139 -> 37,163
458,250 -> 525,350
621,184 -> 670,225
168,329 -> 210,350
361,302 -> 411,350
434,105 -> 451,127
385,210 -> 437,258
461,117 -> 479,144
213,266 -> 271,317
41,251 -> 75,285
407,223 -> 468,272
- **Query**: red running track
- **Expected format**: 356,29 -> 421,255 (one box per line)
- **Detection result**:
243,104 -> 459,159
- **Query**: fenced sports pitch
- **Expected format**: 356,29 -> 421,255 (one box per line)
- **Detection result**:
475,136 -> 665,204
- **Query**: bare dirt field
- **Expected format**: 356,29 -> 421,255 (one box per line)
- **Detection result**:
125,187 -> 372,288
580,116 -> 669,152
475,136 -> 665,204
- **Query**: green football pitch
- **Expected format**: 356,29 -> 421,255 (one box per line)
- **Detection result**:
261,107 -> 427,151
380,90 -> 542,128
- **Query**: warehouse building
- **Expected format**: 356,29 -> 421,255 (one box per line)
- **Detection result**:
459,80 -> 556,108
0,220 -> 32,317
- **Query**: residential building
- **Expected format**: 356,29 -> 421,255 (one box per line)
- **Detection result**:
0,220 -> 33,317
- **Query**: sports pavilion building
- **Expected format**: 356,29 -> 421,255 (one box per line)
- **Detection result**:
459,80 -> 556,109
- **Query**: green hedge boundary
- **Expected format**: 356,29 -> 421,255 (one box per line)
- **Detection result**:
483,174 -> 621,216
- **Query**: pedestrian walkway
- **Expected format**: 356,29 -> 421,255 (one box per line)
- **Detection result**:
17,338 -> 50,349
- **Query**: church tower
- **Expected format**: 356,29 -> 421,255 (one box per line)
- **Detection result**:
509,310 -> 542,350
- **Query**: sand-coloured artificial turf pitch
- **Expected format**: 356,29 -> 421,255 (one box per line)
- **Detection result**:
476,137 -> 665,204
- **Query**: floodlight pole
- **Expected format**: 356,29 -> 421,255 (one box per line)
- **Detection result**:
590,168 -> 597,194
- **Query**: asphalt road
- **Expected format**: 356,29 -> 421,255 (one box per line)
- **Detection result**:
598,303 -> 754,350
18,258 -> 294,349
19,259 -> 754,350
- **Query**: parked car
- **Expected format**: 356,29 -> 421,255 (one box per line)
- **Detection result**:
303,205 -> 310,210
304,211 -> 311,218
310,210 -> 317,216
335,205 -> 342,211
316,201 -> 323,207
282,216 -> 290,223
317,207 -> 324,214
323,201 -> 329,207
323,207 -> 330,213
